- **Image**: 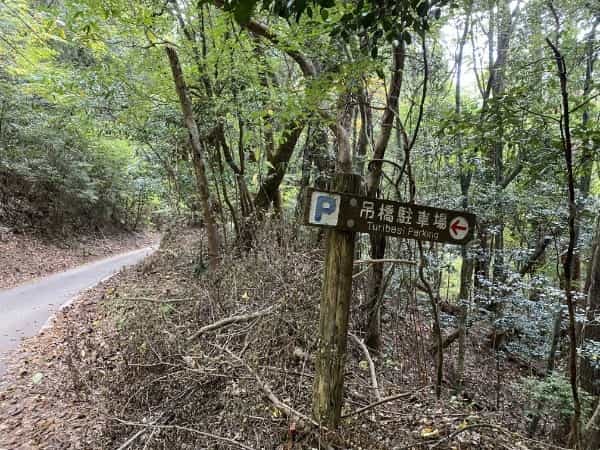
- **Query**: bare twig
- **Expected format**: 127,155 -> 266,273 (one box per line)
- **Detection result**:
353,258 -> 417,266
116,427 -> 149,450
349,333 -> 381,401
113,418 -> 255,450
341,386 -> 428,419
352,267 -> 370,279
428,329 -> 460,355
187,307 -> 277,341
121,297 -> 196,303
215,344 -> 322,428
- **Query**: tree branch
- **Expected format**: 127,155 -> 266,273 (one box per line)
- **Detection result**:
341,386 -> 428,419
353,258 -> 417,266
187,306 -> 277,341
349,333 -> 381,401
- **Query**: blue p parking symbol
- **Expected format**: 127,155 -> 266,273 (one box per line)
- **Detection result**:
309,191 -> 341,226
315,196 -> 337,221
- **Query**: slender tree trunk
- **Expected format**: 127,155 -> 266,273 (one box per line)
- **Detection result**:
455,4 -> 472,391
476,1 -> 521,302
365,234 -> 386,350
456,249 -> 472,382
547,37 -> 582,446
489,0 -> 512,303
363,43 -> 405,352
574,18 -> 598,292
474,229 -> 490,292
581,216 -> 600,394
254,124 -> 305,214
419,240 -> 443,399
583,399 -> 600,450
166,46 -> 220,270
576,24 -> 599,450
355,87 -> 372,176
296,126 -> 314,216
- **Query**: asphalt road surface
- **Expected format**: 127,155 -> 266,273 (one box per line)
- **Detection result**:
0,246 -> 154,377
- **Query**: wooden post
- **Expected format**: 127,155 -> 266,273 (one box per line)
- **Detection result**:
312,172 -> 361,428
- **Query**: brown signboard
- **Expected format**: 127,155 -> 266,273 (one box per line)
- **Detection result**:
303,188 -> 476,245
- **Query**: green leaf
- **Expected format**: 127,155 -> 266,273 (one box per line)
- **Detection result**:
234,0 -> 257,24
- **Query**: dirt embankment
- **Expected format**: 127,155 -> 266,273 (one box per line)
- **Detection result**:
0,227 -> 158,290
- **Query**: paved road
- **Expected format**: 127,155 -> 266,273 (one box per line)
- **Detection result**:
0,246 -> 154,376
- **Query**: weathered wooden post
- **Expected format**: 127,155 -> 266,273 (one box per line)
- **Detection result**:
304,176 -> 476,428
312,172 -> 361,428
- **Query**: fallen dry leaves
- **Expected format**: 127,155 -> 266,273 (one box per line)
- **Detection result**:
0,273 -> 125,449
0,228 -> 158,290
0,225 -> 565,449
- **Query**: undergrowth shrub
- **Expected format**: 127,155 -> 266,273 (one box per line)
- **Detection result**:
69,222 -> 327,447
518,373 -> 593,433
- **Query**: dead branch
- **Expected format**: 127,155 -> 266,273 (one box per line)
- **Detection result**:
503,351 -> 546,377
439,301 -> 463,316
349,332 -> 382,401
116,427 -> 149,450
353,258 -> 417,265
121,297 -> 196,303
113,418 -> 255,450
187,307 -> 277,341
352,267 -> 370,279
215,344 -> 321,428
341,386 -> 428,419
428,329 -> 460,355
519,235 -> 553,276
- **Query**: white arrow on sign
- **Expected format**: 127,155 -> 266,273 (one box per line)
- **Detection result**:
449,216 -> 469,240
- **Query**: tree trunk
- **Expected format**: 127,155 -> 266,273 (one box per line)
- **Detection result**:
489,0 -> 512,299
165,46 -> 220,270
476,0 -> 521,300
574,18 -> 598,293
581,217 -> 600,394
547,37 -> 582,446
583,399 -> 600,450
455,4 -> 472,391
456,254 -> 472,391
474,229 -> 490,292
362,43 -> 405,352
572,24 -> 599,446
312,172 -> 361,428
365,233 -> 386,350
254,124 -> 304,214
355,87 -> 372,176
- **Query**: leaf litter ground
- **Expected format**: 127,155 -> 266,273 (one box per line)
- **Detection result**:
0,228 -> 158,290
0,224 -> 568,449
